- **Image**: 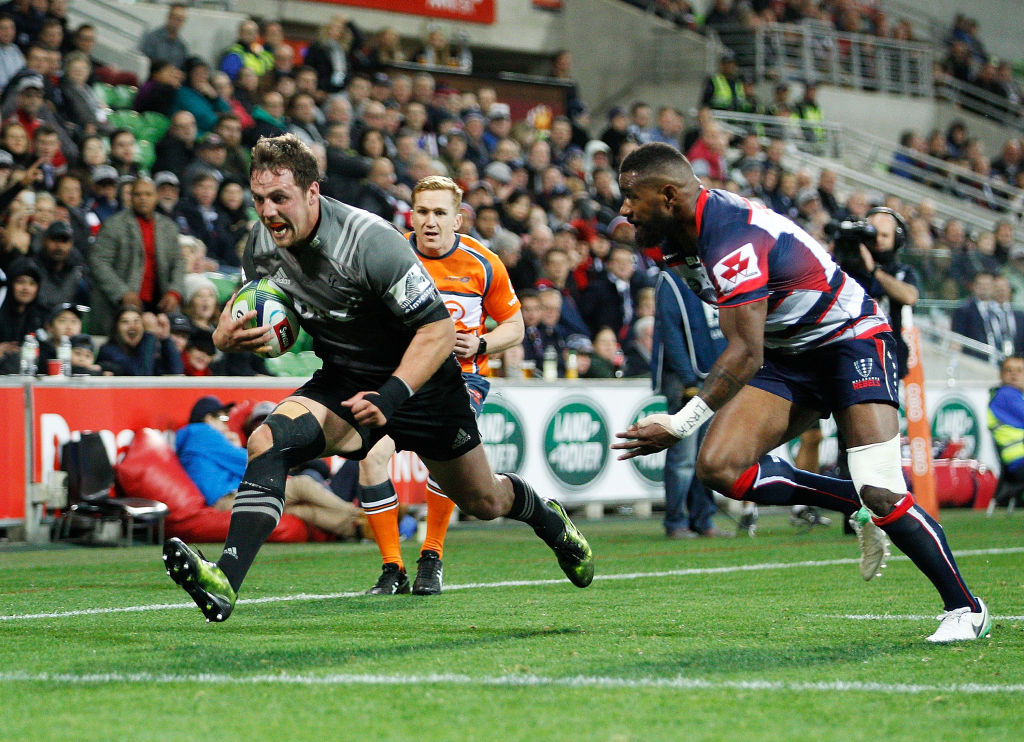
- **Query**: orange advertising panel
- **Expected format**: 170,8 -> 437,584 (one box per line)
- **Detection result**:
0,385 -> 26,521
315,0 -> 494,24
901,322 -> 937,518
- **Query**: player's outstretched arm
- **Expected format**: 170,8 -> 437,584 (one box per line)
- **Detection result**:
211,294 -> 272,354
613,299 -> 767,459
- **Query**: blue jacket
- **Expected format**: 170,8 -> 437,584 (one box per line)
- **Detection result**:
651,270 -> 727,394
175,423 -> 248,505
96,332 -> 183,376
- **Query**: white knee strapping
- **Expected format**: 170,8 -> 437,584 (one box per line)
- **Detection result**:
846,435 -> 908,512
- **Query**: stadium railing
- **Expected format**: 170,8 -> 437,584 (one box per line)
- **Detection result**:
707,22 -> 934,98
935,73 -> 1024,129
713,109 -> 1016,235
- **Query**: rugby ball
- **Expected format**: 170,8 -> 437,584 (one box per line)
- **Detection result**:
231,278 -> 300,358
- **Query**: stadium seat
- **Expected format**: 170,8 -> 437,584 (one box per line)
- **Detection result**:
140,111 -> 171,142
134,138 -> 156,171
110,84 -> 138,110
205,271 -> 242,305
57,432 -> 168,545
92,81 -> 114,108
116,428 -> 324,542
107,109 -> 142,133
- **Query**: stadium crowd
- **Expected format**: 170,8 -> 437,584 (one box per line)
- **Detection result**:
0,1 -> 1022,382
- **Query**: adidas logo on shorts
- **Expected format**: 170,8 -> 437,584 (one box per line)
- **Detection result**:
452,428 -> 472,450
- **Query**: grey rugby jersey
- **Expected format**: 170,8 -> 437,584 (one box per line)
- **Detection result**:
241,195 -> 450,374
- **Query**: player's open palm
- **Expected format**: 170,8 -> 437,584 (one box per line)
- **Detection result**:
612,414 -> 682,460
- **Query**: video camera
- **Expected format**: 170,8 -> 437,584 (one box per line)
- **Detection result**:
827,219 -> 878,274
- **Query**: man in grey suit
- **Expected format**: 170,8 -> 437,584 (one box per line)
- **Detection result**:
89,177 -> 185,335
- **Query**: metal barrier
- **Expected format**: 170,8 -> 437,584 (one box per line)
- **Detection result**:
709,22 -> 934,97
935,73 -> 1024,129
712,109 -> 1015,235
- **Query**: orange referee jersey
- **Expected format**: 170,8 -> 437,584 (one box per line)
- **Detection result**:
408,232 -> 521,376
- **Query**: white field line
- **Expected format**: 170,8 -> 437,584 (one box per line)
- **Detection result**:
0,670 -> 1023,695
1,546 -> 1021,623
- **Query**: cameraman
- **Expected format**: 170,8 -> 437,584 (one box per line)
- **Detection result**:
834,208 -> 919,378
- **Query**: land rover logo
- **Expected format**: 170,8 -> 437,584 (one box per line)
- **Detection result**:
628,398 -> 667,486
931,396 -> 979,458
544,398 -> 609,488
479,399 -> 526,473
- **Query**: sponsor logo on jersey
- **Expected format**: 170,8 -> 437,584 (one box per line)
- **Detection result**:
851,357 -> 881,390
712,242 -> 760,294
391,265 -> 439,313
271,268 -> 291,285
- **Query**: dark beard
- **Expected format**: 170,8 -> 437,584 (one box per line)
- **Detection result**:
634,220 -> 668,249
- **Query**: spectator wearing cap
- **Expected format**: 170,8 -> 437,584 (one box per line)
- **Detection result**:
0,16 -> 24,92
166,310 -> 193,355
181,327 -> 216,376
35,301 -> 85,365
179,171 -> 236,268
0,256 -> 45,346
175,395 -> 247,506
90,176 -> 184,334
481,101 -> 511,152
153,110 -> 199,181
482,160 -> 513,200
67,332 -> 102,374
460,109 -> 489,169
84,164 -> 121,224
4,72 -> 78,162
153,170 -> 188,230
35,220 -> 88,311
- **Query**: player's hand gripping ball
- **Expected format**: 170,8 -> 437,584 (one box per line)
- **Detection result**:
231,278 -> 300,357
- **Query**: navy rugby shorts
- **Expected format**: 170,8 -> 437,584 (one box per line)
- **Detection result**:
294,355 -> 481,461
748,332 -> 900,417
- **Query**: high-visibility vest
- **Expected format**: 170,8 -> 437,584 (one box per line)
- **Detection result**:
709,74 -> 746,111
989,395 -> 1024,472
794,103 -> 826,142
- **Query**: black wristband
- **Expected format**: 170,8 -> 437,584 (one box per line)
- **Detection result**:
477,336 -> 487,355
367,376 -> 412,422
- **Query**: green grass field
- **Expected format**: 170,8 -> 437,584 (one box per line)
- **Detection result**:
2,508 -> 1022,742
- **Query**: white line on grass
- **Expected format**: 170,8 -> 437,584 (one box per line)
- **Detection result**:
2,546 -> 1021,623
1,670 -> 1023,695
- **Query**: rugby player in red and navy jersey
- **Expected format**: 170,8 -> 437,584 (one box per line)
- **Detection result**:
162,135 -> 593,622
613,142 -> 989,643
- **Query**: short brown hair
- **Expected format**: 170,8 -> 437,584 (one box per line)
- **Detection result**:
250,134 -> 319,191
412,174 -> 462,208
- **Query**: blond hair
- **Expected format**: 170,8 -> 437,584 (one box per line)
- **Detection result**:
412,175 -> 462,208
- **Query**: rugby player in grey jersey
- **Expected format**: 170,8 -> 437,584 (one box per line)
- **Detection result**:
163,135 -> 594,622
